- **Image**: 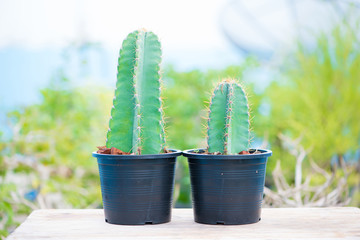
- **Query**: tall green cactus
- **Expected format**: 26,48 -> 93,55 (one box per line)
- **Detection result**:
106,29 -> 165,154
206,79 -> 250,154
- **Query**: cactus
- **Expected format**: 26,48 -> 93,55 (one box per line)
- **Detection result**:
105,29 -> 165,154
206,79 -> 250,154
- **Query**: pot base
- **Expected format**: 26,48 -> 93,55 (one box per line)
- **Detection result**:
104,210 -> 171,225
194,209 -> 261,225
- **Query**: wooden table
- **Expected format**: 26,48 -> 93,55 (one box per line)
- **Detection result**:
7,208 -> 360,239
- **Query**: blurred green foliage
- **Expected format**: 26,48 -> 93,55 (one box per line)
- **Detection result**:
0,72 -> 112,238
1,20 -> 360,239
255,20 -> 360,177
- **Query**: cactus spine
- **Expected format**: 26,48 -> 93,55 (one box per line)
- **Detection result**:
106,29 -> 165,154
207,79 -> 250,154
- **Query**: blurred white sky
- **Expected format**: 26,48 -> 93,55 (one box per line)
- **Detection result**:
0,0 -> 244,72
0,0 -> 353,61
0,0 -> 227,50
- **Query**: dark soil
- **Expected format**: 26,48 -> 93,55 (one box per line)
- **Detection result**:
96,146 -> 131,155
96,146 -> 172,155
194,149 -> 261,155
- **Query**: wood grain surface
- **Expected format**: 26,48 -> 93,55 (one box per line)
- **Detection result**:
7,208 -> 360,239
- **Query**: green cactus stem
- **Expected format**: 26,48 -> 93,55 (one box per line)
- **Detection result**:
106,29 -> 165,154
207,79 -> 250,154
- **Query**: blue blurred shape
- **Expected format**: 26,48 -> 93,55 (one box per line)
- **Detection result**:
24,188 -> 39,202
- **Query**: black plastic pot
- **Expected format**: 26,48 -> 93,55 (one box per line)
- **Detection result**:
183,149 -> 272,225
92,150 -> 181,225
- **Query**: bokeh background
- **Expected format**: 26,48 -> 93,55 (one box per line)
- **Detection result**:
1,0 -> 360,238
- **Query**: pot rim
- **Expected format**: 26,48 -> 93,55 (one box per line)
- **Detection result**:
92,149 -> 182,159
182,148 -> 272,159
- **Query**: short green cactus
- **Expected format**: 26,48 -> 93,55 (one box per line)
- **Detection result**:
106,29 -> 165,154
206,79 -> 250,154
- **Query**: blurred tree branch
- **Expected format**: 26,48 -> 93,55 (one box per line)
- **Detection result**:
264,134 -> 352,207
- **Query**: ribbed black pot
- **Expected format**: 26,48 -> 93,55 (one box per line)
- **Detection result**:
183,149 -> 272,225
92,150 -> 181,225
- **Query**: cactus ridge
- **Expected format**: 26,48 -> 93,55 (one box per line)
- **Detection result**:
106,30 -> 165,154
207,79 -> 249,154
